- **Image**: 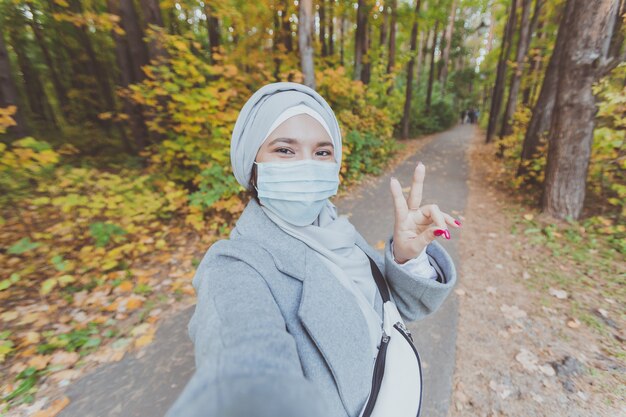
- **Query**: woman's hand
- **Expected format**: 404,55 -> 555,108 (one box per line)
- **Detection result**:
390,161 -> 462,264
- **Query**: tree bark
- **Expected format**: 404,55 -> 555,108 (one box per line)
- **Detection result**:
0,32 -> 30,138
401,0 -> 422,139
140,0 -> 166,62
425,21 -> 439,113
517,3 -> 566,178
485,0 -> 517,143
499,0 -> 535,138
387,0 -> 398,76
329,0 -> 335,56
320,0 -> 328,56
298,0 -> 316,88
439,0 -> 457,94
354,0 -> 368,81
106,0 -> 149,150
541,0 -> 623,219
26,2 -> 69,114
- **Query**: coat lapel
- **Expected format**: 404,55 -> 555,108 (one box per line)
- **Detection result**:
234,199 -> 375,416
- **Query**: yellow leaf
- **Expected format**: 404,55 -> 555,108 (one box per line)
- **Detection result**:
523,214 -> 534,221
41,278 -> 58,295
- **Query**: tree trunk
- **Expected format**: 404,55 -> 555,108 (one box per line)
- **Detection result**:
320,0 -> 328,56
499,0 -> 535,138
425,21 -> 439,113
522,17 -> 544,106
485,0 -> 518,143
354,0 -> 367,81
298,0 -> 316,88
26,2 -> 69,114
106,0 -> 149,150
0,32 -> 29,138
401,0 -> 422,139
362,18 -> 372,83
205,3 -> 221,60
541,0 -> 623,220
387,0 -> 397,76
329,0 -> 335,56
340,11 -> 345,66
140,0 -> 166,62
517,4 -> 566,178
439,0 -> 457,94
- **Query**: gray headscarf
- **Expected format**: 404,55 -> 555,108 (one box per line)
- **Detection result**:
229,82 -> 343,190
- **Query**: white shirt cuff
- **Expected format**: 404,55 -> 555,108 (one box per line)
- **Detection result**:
391,242 -> 439,280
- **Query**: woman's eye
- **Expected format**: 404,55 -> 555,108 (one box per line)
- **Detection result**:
317,150 -> 332,156
275,148 -> 294,154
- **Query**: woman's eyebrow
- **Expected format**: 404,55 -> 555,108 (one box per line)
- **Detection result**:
268,137 -> 333,147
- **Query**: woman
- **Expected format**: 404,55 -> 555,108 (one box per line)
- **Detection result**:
165,82 -> 458,417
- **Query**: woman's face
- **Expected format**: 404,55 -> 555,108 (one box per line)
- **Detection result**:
255,114 -> 335,163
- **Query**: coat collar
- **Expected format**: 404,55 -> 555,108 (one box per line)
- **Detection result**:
232,198 -> 383,416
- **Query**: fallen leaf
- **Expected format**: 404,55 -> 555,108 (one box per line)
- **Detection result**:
500,304 -> 527,321
523,214 -> 534,221
32,396 -> 70,417
549,287 -> 568,299
516,348 -> 538,372
567,318 -> 581,328
489,379 -> 513,399
50,351 -> 79,367
539,364 -> 556,376
28,354 -> 51,370
1,311 -> 19,322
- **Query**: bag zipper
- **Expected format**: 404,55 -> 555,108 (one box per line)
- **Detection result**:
361,330 -> 389,417
392,322 -> 423,417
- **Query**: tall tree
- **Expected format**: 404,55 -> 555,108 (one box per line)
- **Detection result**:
499,0 -> 542,138
485,0 -> 518,143
299,0 -> 316,88
541,0 -> 624,219
425,20 -> 440,113
401,0 -> 422,139
354,0 -> 370,82
0,31 -> 29,138
386,0 -> 398,94
320,0 -> 328,56
439,0 -> 457,94
107,0 -> 149,150
517,4 -> 564,178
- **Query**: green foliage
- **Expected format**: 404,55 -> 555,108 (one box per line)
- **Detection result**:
188,163 -> 242,210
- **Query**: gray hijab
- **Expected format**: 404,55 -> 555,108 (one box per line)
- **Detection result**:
230,82 -> 343,190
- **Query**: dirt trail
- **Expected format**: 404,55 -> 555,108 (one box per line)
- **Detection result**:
448,130 -> 625,417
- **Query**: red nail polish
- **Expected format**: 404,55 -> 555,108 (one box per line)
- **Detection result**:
444,230 -> 451,239
454,220 -> 462,227
434,229 -> 445,237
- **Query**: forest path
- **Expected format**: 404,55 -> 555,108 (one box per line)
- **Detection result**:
58,124 -> 474,417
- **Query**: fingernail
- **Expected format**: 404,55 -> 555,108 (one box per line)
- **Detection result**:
434,229 -> 445,237
454,219 -> 462,227
444,230 -> 451,239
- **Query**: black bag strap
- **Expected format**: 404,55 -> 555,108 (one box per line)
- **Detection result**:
366,254 -> 391,303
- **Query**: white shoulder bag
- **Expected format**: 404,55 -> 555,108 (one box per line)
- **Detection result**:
358,255 -> 423,417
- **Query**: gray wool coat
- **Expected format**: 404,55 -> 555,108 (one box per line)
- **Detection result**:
165,198 -> 457,417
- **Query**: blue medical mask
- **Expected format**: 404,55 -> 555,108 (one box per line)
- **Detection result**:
253,159 -> 340,226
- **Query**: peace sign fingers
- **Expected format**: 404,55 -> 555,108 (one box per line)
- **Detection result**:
390,176 -> 408,221
407,161 -> 425,210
